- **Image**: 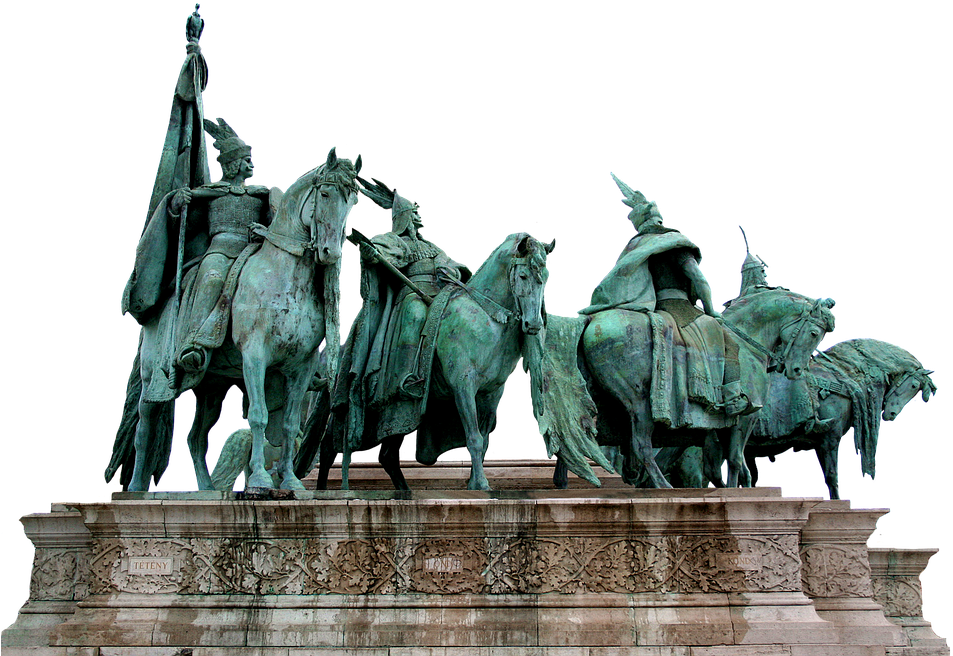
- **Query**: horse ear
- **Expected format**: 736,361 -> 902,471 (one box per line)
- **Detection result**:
516,234 -> 531,256
545,239 -> 556,254
326,147 -> 338,168
355,154 -> 362,175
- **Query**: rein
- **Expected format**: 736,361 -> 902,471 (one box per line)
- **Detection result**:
720,297 -> 825,369
444,274 -> 516,325
251,223 -> 317,257
252,176 -> 354,258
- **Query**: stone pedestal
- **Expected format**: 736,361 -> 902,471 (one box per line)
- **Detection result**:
2,459 -> 950,656
3,462 -> 948,655
870,548 -> 951,656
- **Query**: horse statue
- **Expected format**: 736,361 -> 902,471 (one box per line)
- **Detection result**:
741,339 -> 936,499
307,233 -> 599,491
545,288 -> 836,488
107,149 -> 361,491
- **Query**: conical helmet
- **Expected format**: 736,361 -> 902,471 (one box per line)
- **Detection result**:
739,228 -> 768,295
391,190 -> 420,235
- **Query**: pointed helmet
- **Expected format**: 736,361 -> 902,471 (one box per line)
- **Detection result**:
391,190 -> 420,235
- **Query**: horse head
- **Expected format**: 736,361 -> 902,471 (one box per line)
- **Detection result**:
883,368 -> 936,420
775,296 -> 836,378
509,235 -> 554,335
279,148 -> 361,265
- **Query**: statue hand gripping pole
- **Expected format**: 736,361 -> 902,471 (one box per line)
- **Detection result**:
346,229 -> 434,305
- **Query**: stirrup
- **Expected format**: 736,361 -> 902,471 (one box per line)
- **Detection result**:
177,347 -> 207,374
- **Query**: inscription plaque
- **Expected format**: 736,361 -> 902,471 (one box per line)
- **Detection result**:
128,558 -> 173,575
423,556 -> 463,573
717,553 -> 763,571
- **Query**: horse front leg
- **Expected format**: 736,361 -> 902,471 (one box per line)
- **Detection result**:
703,431 -> 726,488
241,353 -> 273,489
451,378 -> 491,491
129,397 -> 162,492
275,372 -> 311,491
816,436 -> 840,500
379,434 -> 409,491
553,456 -> 569,489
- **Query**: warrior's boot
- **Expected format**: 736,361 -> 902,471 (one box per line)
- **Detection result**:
721,335 -> 761,416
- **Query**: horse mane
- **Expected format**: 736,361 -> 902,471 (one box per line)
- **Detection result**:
825,339 -> 923,382
281,157 -> 360,215
723,288 -> 836,333
815,338 -> 923,480
469,232 -> 545,285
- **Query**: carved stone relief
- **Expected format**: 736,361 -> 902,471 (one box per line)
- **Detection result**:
871,576 -> 924,618
800,544 -> 873,598
87,533 -> 801,596
30,548 -> 90,601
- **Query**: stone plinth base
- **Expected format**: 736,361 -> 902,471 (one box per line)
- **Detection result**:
3,462 -> 948,655
302,459 -> 631,490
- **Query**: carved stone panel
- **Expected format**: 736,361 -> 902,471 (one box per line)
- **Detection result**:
87,533 -> 801,596
872,576 -> 924,618
30,548 -> 89,601
800,544 -> 873,599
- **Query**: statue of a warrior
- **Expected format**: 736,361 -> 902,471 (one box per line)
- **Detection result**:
580,175 -> 754,416
122,117 -> 276,395
330,179 -> 470,452
738,227 -> 769,297
171,119 -> 275,377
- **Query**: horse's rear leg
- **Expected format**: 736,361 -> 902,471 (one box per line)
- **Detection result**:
379,434 -> 409,491
704,431 -> 727,488
129,398 -> 163,492
725,420 -> 754,487
626,401 -> 672,489
188,382 -> 229,491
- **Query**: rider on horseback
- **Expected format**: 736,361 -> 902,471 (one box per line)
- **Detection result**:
355,179 -> 471,402
580,175 -> 755,417
169,118 -> 275,379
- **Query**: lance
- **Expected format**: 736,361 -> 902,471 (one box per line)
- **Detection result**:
346,229 -> 434,305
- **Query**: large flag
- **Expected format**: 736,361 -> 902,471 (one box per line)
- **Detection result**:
122,6 -> 211,323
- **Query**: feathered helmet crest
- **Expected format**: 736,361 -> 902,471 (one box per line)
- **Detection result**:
358,177 -> 420,235
610,173 -> 657,227
204,118 -> 252,166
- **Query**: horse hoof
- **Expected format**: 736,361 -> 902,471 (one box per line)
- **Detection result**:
467,478 -> 492,491
281,475 -> 307,491
247,470 -> 274,490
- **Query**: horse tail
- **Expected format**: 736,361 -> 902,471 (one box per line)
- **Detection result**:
105,348 -> 143,487
524,314 -> 615,487
104,336 -> 175,490
211,429 -> 253,491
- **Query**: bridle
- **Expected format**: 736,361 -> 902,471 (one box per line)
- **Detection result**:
721,297 -> 827,371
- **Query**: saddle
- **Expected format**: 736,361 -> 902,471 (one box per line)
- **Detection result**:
144,242 -> 261,402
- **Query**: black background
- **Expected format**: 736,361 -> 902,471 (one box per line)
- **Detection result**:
7,3 -> 950,633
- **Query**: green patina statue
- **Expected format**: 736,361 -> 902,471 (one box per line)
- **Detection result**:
107,7 -> 362,492
545,175 -> 835,489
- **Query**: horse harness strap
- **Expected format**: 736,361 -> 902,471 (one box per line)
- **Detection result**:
445,277 -> 515,325
720,316 -> 777,364
251,223 -> 316,257
777,299 -> 825,368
